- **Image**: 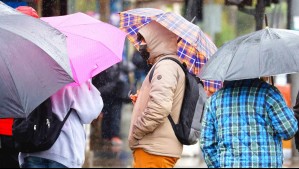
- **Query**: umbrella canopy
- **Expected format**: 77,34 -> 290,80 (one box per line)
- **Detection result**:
0,3 -> 74,118
41,12 -> 126,85
119,8 -> 221,93
199,28 -> 299,81
0,1 -> 18,15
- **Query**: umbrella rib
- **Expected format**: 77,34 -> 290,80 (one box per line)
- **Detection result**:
62,31 -> 122,60
259,31 -> 265,78
224,34 -> 253,80
279,38 -> 299,73
127,21 -> 151,36
279,30 -> 299,71
0,25 -> 72,76
54,22 -> 110,29
49,13 -> 80,27
0,53 -> 24,113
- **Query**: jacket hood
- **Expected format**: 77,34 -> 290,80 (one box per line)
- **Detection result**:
138,21 -> 178,64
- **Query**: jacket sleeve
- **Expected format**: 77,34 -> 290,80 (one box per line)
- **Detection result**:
132,60 -> 181,140
70,81 -> 104,124
200,98 -> 220,168
267,87 -> 298,140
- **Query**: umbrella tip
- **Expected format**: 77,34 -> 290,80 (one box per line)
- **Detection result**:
264,14 -> 269,28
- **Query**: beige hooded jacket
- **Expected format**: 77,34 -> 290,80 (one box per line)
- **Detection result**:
128,21 -> 186,158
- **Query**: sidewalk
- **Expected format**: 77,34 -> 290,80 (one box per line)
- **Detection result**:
284,157 -> 299,168
84,103 -> 299,168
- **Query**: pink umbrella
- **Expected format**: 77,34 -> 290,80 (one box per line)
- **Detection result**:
41,12 -> 126,84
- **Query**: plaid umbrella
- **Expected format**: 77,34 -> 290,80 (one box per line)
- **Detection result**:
119,8 -> 222,93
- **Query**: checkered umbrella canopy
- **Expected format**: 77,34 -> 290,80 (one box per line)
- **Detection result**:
120,8 -> 222,93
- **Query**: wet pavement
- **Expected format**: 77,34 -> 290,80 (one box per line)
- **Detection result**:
84,103 -> 299,168
84,103 -> 206,168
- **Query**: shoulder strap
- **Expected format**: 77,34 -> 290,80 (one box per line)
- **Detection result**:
62,108 -> 74,124
48,98 -> 74,125
57,108 -> 74,132
149,64 -> 157,83
149,57 -> 186,83
148,57 -> 187,127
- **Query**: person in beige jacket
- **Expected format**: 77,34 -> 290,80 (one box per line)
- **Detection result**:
128,21 -> 186,168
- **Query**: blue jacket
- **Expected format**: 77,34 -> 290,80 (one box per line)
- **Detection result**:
200,79 -> 298,168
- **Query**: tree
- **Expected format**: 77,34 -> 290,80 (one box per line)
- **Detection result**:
225,0 -> 279,30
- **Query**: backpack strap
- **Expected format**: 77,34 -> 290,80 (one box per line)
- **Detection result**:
56,108 -> 74,133
168,115 -> 176,130
62,108 -> 74,124
149,57 -> 186,83
149,64 -> 157,83
48,98 -> 74,126
148,57 -> 187,129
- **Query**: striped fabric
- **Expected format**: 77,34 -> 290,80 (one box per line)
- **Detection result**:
119,8 -> 222,93
200,79 -> 298,168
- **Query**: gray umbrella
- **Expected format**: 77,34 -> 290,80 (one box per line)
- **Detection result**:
199,28 -> 299,81
0,1 -> 19,15
0,3 -> 74,118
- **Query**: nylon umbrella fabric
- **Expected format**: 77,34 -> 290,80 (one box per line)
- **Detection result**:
42,12 -> 126,85
0,3 -> 74,118
119,8 -> 222,93
199,28 -> 299,81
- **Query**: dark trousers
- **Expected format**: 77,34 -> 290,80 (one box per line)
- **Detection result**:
21,156 -> 67,168
0,136 -> 19,168
101,97 -> 123,140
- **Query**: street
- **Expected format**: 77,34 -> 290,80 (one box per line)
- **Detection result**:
84,103 -> 299,168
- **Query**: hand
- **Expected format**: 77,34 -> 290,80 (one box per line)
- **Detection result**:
130,90 -> 140,105
129,136 -> 139,149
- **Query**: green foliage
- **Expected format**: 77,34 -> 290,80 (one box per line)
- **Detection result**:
75,0 -> 97,12
215,9 -> 236,47
236,11 -> 255,36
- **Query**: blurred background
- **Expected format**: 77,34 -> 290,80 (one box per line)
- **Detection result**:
2,0 -> 299,168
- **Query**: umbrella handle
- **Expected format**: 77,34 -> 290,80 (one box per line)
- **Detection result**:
265,14 -> 269,28
89,64 -> 99,90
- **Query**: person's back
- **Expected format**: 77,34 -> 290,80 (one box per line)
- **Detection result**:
200,78 -> 298,168
19,81 -> 103,168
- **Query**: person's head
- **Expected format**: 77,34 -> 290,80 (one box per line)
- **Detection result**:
137,32 -> 150,62
16,6 -> 39,18
137,21 -> 178,65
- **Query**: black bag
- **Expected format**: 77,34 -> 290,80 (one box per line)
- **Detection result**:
12,98 -> 73,153
149,57 -> 207,145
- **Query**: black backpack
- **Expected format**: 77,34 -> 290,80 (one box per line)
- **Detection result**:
12,98 -> 73,153
149,57 -> 207,145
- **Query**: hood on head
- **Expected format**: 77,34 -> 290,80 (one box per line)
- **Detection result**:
138,21 -> 178,64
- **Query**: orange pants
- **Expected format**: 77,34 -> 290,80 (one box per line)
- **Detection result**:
133,148 -> 179,168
